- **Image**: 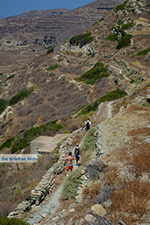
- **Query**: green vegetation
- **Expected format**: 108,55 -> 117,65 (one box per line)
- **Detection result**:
0,217 -> 29,225
69,32 -> 93,47
0,137 -> 15,151
122,22 -> 133,30
80,127 -> 96,152
10,121 -> 63,153
76,62 -> 109,85
47,64 -> 59,71
0,99 -> 8,114
137,48 -> 150,56
78,89 -> 127,115
46,47 -> 54,54
0,88 -> 34,115
106,34 -> 118,41
61,168 -> 82,200
5,74 -> 15,81
9,88 -> 34,105
115,2 -> 127,11
116,34 -> 132,49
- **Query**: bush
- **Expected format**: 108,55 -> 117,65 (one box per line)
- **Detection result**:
80,127 -> 96,152
116,34 -> 132,49
0,137 -> 15,151
0,217 -> 29,225
122,23 -> 133,30
46,47 -> 54,54
0,99 -> 8,114
137,48 -> 150,56
61,168 -> 81,200
115,2 -> 126,11
86,159 -> 106,180
47,64 -> 59,71
5,74 -> 15,81
79,89 -> 127,115
69,32 -> 93,47
76,62 -> 109,85
83,183 -> 101,199
9,88 -> 34,105
106,34 -> 118,41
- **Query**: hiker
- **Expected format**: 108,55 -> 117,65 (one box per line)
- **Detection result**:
74,144 -> 81,166
85,118 -> 91,131
64,152 -> 75,176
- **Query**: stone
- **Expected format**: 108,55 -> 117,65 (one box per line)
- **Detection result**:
69,208 -> 75,213
85,214 -> 97,223
91,204 -> 106,216
75,218 -> 85,225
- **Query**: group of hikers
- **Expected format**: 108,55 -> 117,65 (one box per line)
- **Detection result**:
64,119 -> 91,176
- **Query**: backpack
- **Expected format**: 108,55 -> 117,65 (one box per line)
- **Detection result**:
86,121 -> 90,129
75,147 -> 80,155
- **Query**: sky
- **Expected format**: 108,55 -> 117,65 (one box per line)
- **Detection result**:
0,0 -> 95,18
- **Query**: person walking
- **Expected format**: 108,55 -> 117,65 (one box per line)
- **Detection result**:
74,144 -> 81,166
85,118 -> 91,132
64,152 -> 75,176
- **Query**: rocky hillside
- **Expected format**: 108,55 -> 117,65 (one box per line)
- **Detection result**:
0,0 -> 150,223
0,0 -> 124,75
0,0 -> 149,147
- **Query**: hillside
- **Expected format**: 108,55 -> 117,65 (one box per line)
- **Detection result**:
0,0 -> 124,75
0,0 -> 150,224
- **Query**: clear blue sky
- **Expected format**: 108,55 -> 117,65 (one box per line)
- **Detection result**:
0,0 -> 95,18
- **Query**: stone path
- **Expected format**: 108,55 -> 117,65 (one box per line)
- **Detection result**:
27,182 -> 64,225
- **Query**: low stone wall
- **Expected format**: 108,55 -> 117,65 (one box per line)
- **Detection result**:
8,128 -> 84,218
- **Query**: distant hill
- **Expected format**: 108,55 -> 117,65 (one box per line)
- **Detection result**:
0,0 -> 124,75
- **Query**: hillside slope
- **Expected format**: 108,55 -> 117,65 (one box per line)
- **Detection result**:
0,0 -> 150,223
0,0 -> 124,75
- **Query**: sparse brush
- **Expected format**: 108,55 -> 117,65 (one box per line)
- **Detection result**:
86,158 -> 106,180
83,182 -> 101,199
61,168 -> 82,200
110,179 -> 150,224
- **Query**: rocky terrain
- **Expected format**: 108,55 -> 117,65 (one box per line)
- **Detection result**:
0,0 -> 150,224
0,0 -> 124,75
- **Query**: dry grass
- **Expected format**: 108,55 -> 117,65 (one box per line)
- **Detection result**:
109,179 -> 150,224
106,165 -> 120,186
83,182 -> 101,199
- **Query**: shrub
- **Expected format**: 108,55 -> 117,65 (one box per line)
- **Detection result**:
137,48 -> 150,56
46,47 -> 54,54
83,183 -> 101,199
80,127 -> 96,152
9,88 -> 34,105
0,137 -> 15,151
86,159 -> 106,180
69,32 -> 93,47
0,99 -> 8,114
79,89 -> 127,115
47,64 -> 59,71
0,217 -> 29,225
116,34 -> 132,49
76,62 -> 109,85
106,34 -> 118,41
115,2 -> 126,11
5,74 -> 15,81
122,22 -> 133,30
61,168 -> 82,200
